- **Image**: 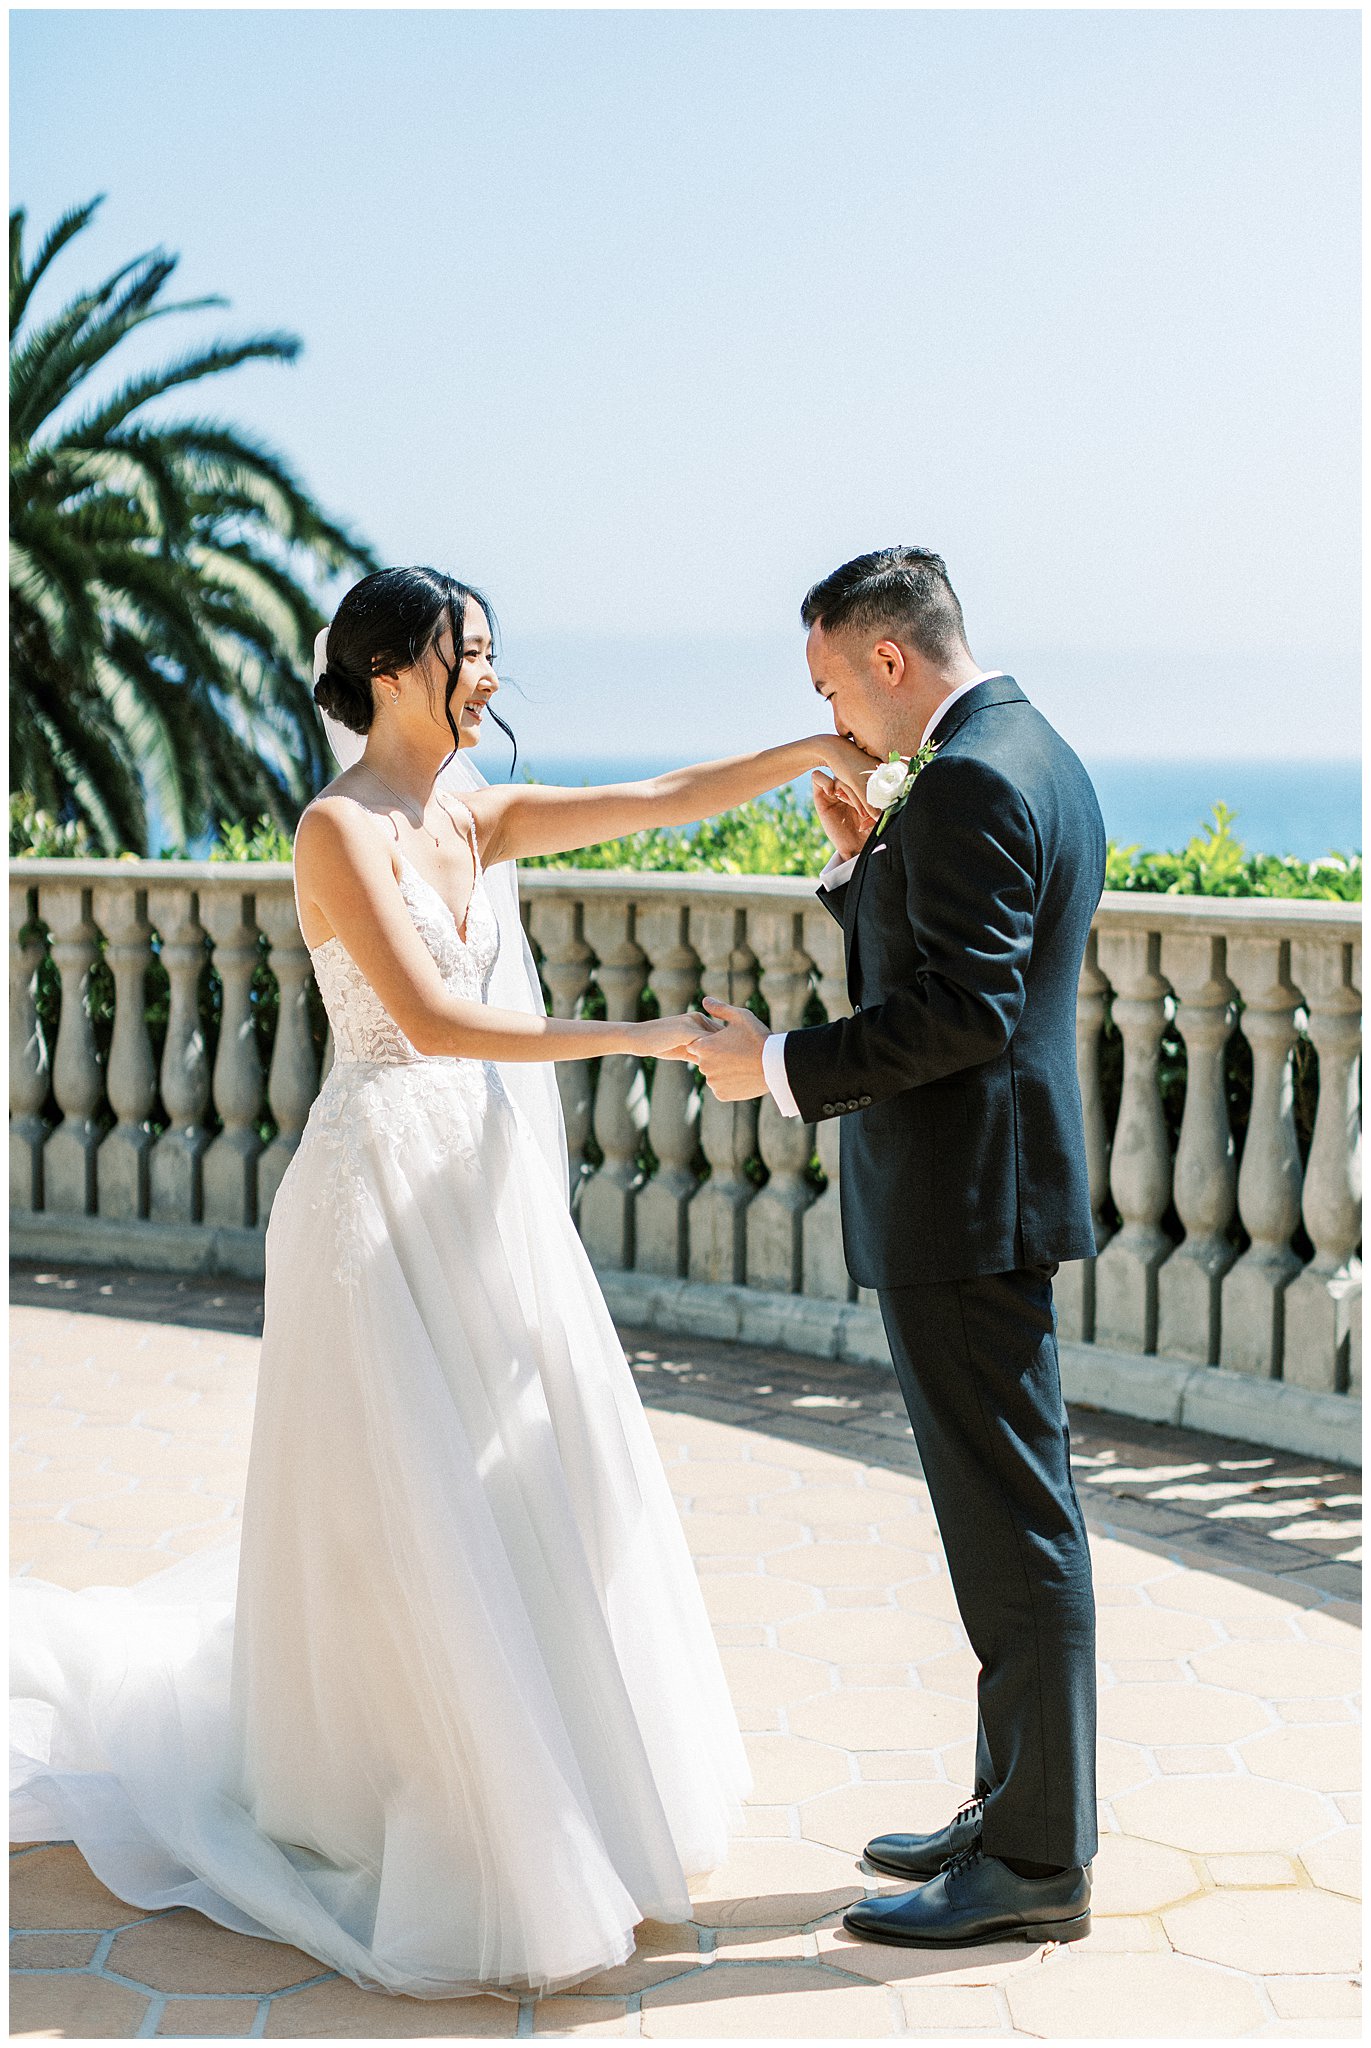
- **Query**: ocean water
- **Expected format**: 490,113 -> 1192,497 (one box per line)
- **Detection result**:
489,751 -> 1362,861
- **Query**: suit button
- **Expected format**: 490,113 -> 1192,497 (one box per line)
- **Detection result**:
846,1098 -> 858,1110
859,1095 -> 872,1107
821,1102 -> 835,1116
853,1001 -> 862,1012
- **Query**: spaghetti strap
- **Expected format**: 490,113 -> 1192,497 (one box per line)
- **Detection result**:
436,789 -> 482,876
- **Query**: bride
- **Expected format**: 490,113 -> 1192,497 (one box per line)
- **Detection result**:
11,565 -> 880,2001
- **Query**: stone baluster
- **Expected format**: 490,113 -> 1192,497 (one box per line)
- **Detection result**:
1093,928 -> 1173,1353
687,905 -> 760,1287
10,879 -> 50,1211
746,909 -> 817,1294
146,885 -> 211,1223
1283,936 -> 1362,1392
578,900 -> 649,1269
1157,933 -> 1238,1365
1056,933 -> 1113,1342
92,882 -> 156,1221
1220,936 -> 1304,1379
801,904 -> 853,1300
257,890 -> 320,1225
40,881 -> 105,1215
527,897 -> 596,1200
634,904 -> 703,1277
200,888 -> 264,1228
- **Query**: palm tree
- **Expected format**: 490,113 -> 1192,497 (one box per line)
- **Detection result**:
10,196 -> 378,853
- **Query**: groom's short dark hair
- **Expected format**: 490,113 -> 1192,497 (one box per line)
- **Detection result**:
801,547 -> 969,664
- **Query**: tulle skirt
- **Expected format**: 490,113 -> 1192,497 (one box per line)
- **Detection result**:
12,1056 -> 749,1997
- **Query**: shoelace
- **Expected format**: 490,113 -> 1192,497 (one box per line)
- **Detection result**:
941,1841 -> 985,1882
953,1794 -> 984,1828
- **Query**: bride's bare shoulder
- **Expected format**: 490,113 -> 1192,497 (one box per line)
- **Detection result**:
295,785 -> 397,873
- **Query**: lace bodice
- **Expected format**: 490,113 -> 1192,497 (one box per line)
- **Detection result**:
306,805 -> 500,1066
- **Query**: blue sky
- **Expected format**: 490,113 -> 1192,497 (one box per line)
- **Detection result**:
11,8 -> 1361,767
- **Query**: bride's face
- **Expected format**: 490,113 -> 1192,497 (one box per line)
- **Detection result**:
396,596 -> 500,751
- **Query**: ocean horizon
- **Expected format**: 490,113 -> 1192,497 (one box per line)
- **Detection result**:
472,751 -> 1362,862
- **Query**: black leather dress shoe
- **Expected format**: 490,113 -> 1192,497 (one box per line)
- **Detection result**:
843,1848 -> 1091,1949
864,1794 -> 984,1880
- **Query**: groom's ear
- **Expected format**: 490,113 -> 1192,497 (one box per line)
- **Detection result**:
871,639 -> 907,690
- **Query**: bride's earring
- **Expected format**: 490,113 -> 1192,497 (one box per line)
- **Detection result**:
388,687 -> 400,705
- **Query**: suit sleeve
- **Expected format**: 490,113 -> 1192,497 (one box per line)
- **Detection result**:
783,756 -> 1039,1121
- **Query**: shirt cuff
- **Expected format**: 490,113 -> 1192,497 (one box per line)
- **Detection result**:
820,849 -> 860,891
762,1032 -> 802,1119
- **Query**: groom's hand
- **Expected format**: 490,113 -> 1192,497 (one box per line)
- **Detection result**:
813,770 -> 877,862
687,998 -> 770,1101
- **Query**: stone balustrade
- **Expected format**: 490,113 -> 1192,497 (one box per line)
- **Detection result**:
9,860 -> 1361,1458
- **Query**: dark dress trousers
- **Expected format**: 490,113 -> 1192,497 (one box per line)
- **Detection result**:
782,676 -> 1106,1868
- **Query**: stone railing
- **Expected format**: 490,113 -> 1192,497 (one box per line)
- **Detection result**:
10,861 -> 1362,1461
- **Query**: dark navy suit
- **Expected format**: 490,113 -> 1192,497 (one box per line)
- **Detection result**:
782,677 -> 1105,1867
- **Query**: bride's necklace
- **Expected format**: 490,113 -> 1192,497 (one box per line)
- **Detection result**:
367,768 -> 442,849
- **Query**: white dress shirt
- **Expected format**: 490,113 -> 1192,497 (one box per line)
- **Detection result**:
760,674 -> 1006,1119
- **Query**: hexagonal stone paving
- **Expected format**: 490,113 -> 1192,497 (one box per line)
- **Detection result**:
1099,1683 -> 1273,1747
1190,1639 -> 1360,1701
1005,1950 -> 1268,2037
1299,1826 -> 1362,1899
108,1913 -> 323,1994
639,1961 -> 894,2037
1163,1887 -> 1363,1975
1112,1776 -> 1337,1857
685,1837 -> 867,1927
1089,1836 -> 1205,1916
1239,1722 -> 1360,1792
778,1606 -> 955,1663
10,1972 -> 151,2038
10,1271 -> 1362,2039
742,1734 -> 851,1804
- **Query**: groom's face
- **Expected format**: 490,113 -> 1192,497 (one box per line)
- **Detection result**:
806,622 -> 891,759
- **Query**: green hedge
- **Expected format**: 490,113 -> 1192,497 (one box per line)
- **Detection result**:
521,792 -> 1361,898
11,787 -> 1361,899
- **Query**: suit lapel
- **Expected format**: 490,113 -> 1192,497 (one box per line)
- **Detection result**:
842,828 -> 884,981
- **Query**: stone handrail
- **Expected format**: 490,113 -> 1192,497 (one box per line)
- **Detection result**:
10,861 -> 1362,1453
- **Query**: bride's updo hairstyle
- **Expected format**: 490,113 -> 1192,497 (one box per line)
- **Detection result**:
314,565 -> 516,766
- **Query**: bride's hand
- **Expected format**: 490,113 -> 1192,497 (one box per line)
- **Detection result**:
634,1011 -> 721,1061
813,769 -> 879,862
814,733 -> 886,805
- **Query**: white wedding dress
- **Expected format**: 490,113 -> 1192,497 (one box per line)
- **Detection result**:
11,795 -> 749,1999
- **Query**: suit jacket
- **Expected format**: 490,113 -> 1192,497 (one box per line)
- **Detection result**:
782,676 -> 1106,1288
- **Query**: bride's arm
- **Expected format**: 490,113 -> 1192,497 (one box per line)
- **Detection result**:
461,735 -> 882,867
295,801 -> 697,1063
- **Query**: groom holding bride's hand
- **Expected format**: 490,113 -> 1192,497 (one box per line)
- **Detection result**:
688,547 -> 1106,1950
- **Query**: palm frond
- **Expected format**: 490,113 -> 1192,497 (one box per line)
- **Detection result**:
61,333 -> 301,445
10,195 -> 105,336
11,198 -> 379,852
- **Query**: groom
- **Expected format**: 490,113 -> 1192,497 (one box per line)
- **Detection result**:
689,547 -> 1105,1948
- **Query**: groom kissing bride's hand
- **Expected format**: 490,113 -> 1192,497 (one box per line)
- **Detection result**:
684,761 -> 883,1096
691,545 -> 1107,1953
812,760 -> 881,861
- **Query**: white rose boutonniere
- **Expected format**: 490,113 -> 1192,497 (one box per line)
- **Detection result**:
866,741 -> 939,836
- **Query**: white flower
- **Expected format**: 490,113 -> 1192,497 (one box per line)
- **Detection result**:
866,759 -> 912,810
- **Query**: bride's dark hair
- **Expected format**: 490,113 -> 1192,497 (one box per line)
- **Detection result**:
314,565 -> 517,769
